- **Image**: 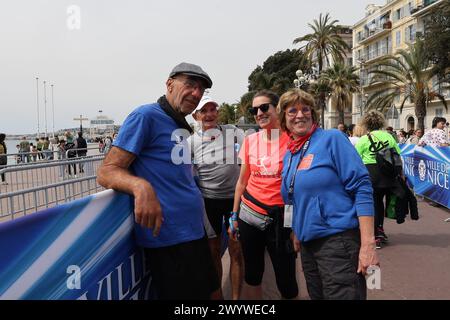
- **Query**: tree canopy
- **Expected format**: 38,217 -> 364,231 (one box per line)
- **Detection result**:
423,0 -> 450,83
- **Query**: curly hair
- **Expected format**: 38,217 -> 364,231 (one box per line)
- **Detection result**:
361,111 -> 386,132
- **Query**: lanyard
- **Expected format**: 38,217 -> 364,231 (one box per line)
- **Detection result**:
285,138 -> 311,204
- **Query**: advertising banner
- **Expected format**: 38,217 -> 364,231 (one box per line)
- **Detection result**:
0,190 -> 155,300
399,143 -> 416,187
413,145 -> 450,207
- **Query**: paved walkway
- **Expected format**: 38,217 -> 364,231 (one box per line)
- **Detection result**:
221,199 -> 450,300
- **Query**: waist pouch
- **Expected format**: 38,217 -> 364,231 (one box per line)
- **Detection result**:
239,201 -> 273,231
240,190 -> 294,254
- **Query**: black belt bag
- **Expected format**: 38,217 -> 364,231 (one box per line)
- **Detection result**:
241,190 -> 291,252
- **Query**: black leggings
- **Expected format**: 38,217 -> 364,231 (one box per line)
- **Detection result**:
238,218 -> 298,299
373,187 -> 390,232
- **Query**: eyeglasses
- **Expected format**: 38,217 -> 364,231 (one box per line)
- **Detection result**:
286,105 -> 312,117
248,103 -> 271,116
173,77 -> 206,93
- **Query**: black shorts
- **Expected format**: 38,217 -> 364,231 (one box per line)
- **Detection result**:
144,236 -> 220,300
203,198 -> 234,236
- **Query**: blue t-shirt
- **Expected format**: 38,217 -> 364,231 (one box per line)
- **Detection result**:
281,128 -> 374,243
113,103 -> 205,248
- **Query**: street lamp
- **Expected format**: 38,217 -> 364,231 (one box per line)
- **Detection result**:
293,69 -> 317,90
43,80 -> 48,137
51,84 -> 55,139
35,77 -> 40,138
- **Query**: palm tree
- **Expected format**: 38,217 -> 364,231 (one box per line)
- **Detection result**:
218,103 -> 237,124
366,38 -> 448,131
293,13 -> 350,127
321,63 -> 359,125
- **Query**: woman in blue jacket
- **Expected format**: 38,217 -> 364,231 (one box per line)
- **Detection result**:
279,89 -> 379,300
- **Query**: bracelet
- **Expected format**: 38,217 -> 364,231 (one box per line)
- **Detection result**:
230,211 -> 238,221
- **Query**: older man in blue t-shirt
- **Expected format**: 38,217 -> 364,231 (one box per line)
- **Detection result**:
97,62 -> 220,300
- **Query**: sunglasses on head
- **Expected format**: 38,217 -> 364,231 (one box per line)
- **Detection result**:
249,103 -> 271,116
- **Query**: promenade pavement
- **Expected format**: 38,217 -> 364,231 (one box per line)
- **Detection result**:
221,198 -> 450,300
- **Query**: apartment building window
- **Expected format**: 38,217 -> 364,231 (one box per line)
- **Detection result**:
369,42 -> 378,60
408,2 -> 414,14
396,30 -> 401,46
405,24 -> 416,43
394,7 -> 404,22
435,108 -> 443,117
347,57 -> 353,66
357,31 -> 362,42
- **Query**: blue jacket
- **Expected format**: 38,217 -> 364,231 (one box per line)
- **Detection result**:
113,103 -> 205,248
281,128 -> 374,242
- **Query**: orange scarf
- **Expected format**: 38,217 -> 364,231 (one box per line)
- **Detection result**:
287,123 -> 318,154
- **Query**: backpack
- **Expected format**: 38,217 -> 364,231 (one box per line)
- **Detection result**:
367,133 -> 403,178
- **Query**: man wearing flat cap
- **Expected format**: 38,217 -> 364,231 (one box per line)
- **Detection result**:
97,62 -> 220,300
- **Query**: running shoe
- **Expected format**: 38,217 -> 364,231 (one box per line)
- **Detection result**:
375,238 -> 382,249
377,227 -> 388,243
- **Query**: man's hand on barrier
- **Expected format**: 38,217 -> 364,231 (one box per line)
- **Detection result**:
134,180 -> 163,236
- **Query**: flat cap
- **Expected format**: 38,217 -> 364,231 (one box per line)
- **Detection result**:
169,62 -> 213,88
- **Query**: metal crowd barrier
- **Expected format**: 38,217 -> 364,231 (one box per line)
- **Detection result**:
0,155 -> 105,221
3,146 -> 102,165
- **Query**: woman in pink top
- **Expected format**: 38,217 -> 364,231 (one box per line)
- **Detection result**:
229,90 -> 298,299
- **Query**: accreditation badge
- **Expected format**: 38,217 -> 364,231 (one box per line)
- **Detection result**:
284,205 -> 293,228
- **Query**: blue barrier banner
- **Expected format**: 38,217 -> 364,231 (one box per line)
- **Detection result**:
0,190 -> 155,300
413,145 -> 450,207
399,143 -> 416,187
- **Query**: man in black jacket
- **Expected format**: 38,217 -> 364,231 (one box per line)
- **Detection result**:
75,132 -> 87,173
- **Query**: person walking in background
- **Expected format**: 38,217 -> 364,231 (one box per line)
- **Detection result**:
386,126 -> 399,143
19,136 -> 30,163
43,137 -> 52,159
348,124 -> 364,146
397,130 -> 408,144
418,117 -> 449,147
189,94 -> 245,300
30,143 -> 38,162
355,111 -> 403,249
97,62 -> 220,300
98,138 -> 105,153
36,137 -> 44,160
406,128 -> 424,144
230,90 -> 298,300
337,123 -> 348,135
65,131 -> 74,144
279,88 -> 378,300
57,139 -> 67,178
75,132 -> 88,173
0,133 -> 7,185
103,136 -> 112,154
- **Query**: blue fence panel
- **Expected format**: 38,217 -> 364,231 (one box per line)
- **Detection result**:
0,190 -> 156,300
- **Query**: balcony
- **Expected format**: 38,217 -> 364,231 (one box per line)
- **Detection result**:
359,21 -> 392,45
411,0 -> 443,17
360,46 -> 392,65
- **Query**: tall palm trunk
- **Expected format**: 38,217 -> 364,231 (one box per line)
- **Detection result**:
415,93 -> 427,131
338,109 -> 345,125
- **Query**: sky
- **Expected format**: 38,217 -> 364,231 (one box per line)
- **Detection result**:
0,0 -> 377,135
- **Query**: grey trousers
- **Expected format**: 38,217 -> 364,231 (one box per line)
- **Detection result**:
300,229 -> 367,300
